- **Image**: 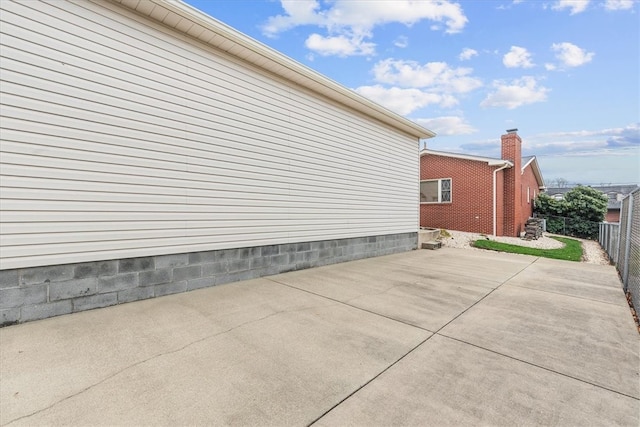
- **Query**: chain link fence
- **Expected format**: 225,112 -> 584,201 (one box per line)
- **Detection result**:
534,214 -> 601,240
600,188 -> 639,320
598,222 -> 619,264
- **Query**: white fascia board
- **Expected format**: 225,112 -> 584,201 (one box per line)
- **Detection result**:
526,157 -> 546,189
111,0 -> 435,140
420,149 -> 513,167
521,156 -> 545,188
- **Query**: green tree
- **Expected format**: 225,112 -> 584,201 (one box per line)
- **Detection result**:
534,186 -> 608,239
564,186 -> 608,238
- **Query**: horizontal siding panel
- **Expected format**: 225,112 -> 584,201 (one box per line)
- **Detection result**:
2,221 -> 403,246
0,187 -> 404,207
2,224 -> 410,257
0,179 -> 415,207
2,7 -> 412,170
0,0 -> 419,269
2,199 -> 408,215
2,217 -> 409,235
2,225 -> 412,269
0,68 -> 412,177
2,5 -> 413,166
1,209 -> 412,223
1,158 -> 412,201
2,105 -> 413,187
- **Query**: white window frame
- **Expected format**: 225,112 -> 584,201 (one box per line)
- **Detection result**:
420,178 -> 452,204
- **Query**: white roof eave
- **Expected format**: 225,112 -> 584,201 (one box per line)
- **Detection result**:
110,0 -> 436,140
420,149 -> 513,167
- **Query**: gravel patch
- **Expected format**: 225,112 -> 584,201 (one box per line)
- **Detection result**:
580,238 -> 611,265
438,230 -> 610,265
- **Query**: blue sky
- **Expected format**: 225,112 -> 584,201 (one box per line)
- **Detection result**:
184,0 -> 639,186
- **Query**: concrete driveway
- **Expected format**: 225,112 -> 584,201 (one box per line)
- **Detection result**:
1,247 -> 638,426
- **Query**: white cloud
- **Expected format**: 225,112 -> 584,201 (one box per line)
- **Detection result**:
261,0 -> 323,35
355,85 -> 457,115
551,42 -> 594,67
262,0 -> 468,56
416,116 -> 477,136
604,0 -> 635,10
305,33 -> 375,56
394,36 -> 409,48
551,0 -> 591,14
480,76 -> 550,109
532,123 -> 640,150
459,48 -> 478,61
503,46 -> 535,68
371,59 -> 483,93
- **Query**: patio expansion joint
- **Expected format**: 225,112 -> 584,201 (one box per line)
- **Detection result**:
266,277 -> 435,333
505,282 -> 628,307
426,257 -> 541,333
435,333 -> 640,402
2,306 -> 321,426
383,259 -> 505,286
270,257 -> 542,426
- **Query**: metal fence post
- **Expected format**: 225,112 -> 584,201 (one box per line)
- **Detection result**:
621,192 -> 633,290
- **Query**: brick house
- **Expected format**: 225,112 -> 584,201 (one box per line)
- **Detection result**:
420,130 -> 545,236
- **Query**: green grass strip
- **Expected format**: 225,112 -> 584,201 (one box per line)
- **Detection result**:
472,236 -> 583,262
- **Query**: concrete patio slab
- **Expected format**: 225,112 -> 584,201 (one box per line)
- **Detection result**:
440,282 -> 639,398
1,278 -> 429,425
273,257 -> 502,331
1,247 -> 638,426
274,249 -> 536,331
383,248 -> 535,284
506,257 -> 625,304
315,334 -> 639,427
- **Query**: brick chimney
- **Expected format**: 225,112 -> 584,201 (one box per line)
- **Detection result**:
502,129 -> 522,237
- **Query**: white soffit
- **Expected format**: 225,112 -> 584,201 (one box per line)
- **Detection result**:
109,0 -> 436,140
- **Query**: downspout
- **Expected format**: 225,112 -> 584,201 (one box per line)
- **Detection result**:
493,163 -> 511,236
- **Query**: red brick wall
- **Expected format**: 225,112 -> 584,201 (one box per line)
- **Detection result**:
520,164 -> 540,229
501,133 -> 522,236
420,155 -> 496,235
606,209 -> 620,223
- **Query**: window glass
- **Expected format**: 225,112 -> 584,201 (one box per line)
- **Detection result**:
420,181 -> 438,203
441,179 -> 451,202
420,179 -> 452,203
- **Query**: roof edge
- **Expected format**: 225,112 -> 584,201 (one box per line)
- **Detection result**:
110,0 -> 436,139
420,149 -> 513,167
522,156 -> 546,189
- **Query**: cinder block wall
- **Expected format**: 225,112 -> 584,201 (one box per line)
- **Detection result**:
0,232 -> 417,326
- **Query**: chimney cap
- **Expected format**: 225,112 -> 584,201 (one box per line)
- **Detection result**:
506,128 -> 518,134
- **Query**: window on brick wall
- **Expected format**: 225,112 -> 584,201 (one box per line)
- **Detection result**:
420,178 -> 452,203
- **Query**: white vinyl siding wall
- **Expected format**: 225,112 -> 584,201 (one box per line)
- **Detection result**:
0,0 -> 419,270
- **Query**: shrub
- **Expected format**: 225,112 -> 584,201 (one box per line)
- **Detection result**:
534,186 -> 607,239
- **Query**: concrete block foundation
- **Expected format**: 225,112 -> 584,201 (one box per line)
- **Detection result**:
0,232 -> 417,326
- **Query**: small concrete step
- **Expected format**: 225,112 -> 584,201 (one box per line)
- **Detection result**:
421,241 -> 442,250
